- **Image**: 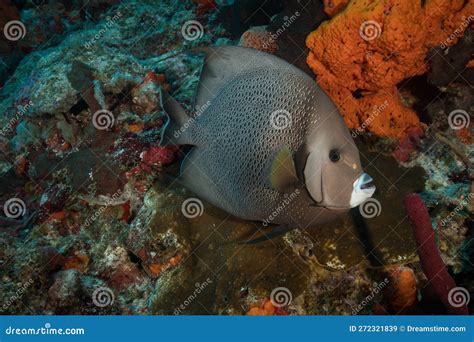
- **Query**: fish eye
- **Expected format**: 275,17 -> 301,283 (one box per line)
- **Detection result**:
329,149 -> 340,162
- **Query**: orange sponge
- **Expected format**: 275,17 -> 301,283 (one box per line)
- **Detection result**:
384,266 -> 418,312
323,0 -> 349,17
307,0 -> 473,137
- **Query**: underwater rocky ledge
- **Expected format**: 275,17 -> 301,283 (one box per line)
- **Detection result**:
0,0 -> 472,315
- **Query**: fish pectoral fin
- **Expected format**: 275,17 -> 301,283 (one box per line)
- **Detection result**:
269,146 -> 300,193
159,88 -> 195,146
237,225 -> 294,245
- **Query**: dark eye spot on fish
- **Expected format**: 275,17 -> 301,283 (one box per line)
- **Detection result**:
329,149 -> 341,163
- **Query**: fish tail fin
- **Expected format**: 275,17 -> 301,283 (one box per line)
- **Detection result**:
160,88 -> 196,146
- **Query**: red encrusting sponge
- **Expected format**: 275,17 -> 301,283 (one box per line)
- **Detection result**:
403,193 -> 468,315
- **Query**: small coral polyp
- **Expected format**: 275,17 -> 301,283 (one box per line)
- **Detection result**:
306,0 -> 473,137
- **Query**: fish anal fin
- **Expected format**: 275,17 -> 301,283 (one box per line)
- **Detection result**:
238,225 -> 294,245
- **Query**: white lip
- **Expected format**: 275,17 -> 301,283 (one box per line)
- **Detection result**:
350,173 -> 376,207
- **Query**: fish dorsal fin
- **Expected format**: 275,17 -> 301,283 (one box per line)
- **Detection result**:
192,46 -> 301,112
269,146 -> 300,193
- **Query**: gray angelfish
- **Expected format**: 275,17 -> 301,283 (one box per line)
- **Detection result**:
160,46 -> 375,243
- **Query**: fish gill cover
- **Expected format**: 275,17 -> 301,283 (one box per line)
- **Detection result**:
0,0 -> 472,316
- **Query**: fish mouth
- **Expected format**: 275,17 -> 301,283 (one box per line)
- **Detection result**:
308,173 -> 375,210
349,173 -> 376,208
360,179 -> 375,190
